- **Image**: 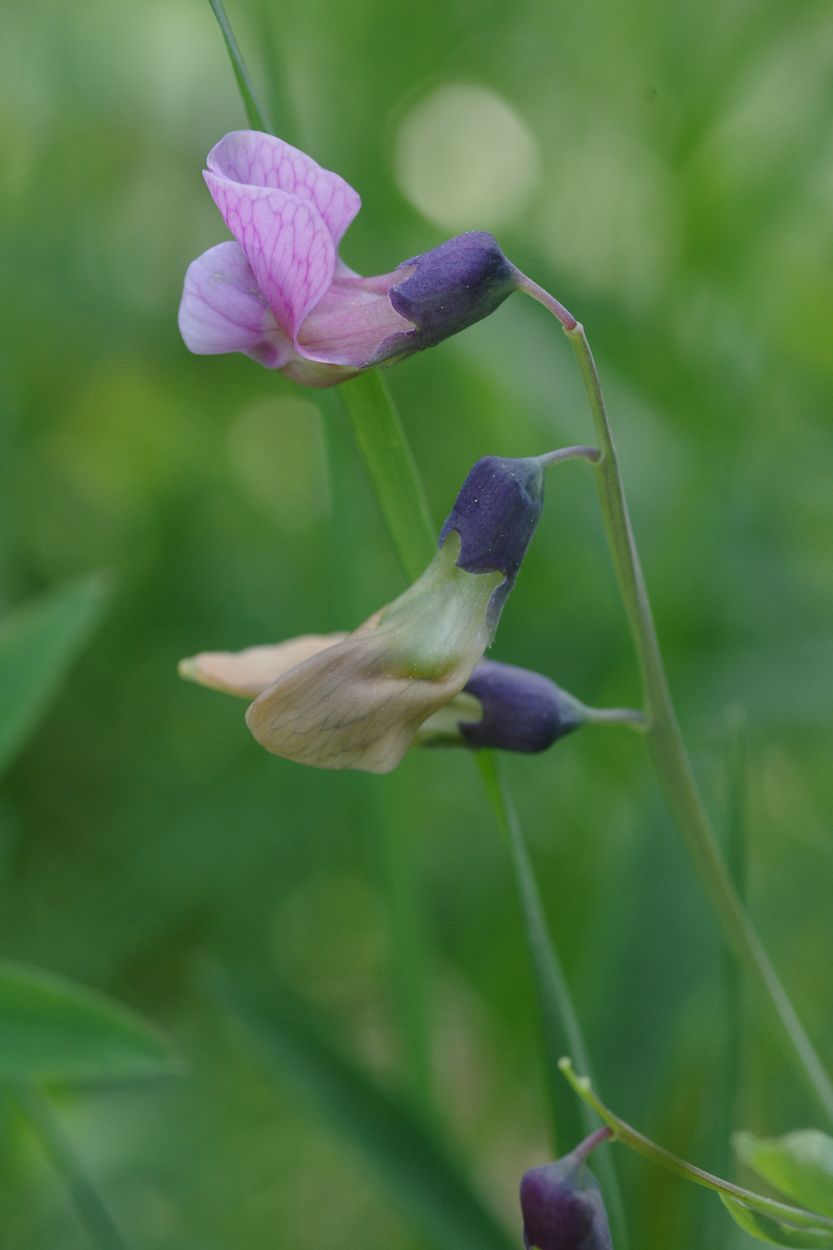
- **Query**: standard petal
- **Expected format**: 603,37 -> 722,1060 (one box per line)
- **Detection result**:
204,174 -> 336,339
179,634 -> 347,698
178,241 -> 293,368
207,131 -> 361,247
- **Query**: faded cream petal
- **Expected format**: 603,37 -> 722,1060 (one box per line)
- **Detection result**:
178,634 -> 347,698
245,536 -> 502,773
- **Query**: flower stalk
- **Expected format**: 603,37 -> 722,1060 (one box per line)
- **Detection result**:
559,1058 -> 833,1234
518,277 -> 833,1126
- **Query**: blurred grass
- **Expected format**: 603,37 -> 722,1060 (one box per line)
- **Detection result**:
2,0 -> 833,1246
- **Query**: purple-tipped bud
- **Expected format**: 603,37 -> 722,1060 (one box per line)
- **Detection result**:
460,660 -> 584,753
438,455 -> 544,623
387,231 -> 517,352
521,1151 -> 613,1250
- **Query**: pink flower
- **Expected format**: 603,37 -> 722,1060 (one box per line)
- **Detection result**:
178,131 -> 518,388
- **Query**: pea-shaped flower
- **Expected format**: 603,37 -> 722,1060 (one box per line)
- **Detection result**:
179,454 -> 574,772
178,131 -> 518,387
521,1135 -> 614,1250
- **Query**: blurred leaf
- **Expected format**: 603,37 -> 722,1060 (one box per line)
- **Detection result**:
0,961 -> 179,1083
721,1195 -> 833,1248
735,1132 -> 833,1217
0,573 -> 110,779
212,967 -> 516,1250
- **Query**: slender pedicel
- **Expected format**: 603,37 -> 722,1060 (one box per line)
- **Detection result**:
518,270 -> 833,1124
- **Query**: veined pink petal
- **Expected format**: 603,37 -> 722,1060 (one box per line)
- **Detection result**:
204,174 -> 336,340
207,131 -> 361,247
295,271 -> 415,368
178,242 -> 293,368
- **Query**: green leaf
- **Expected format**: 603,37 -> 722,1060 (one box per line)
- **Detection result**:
211,967 -> 516,1250
721,1195 -> 833,1247
0,961 -> 180,1083
0,573 -> 110,778
337,372 -> 436,583
735,1132 -> 833,1218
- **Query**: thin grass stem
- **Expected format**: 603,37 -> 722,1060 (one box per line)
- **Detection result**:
207,0 -> 271,132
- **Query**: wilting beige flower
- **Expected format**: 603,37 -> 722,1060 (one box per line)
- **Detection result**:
180,533 -> 500,774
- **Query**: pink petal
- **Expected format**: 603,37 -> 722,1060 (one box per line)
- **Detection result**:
178,242 -> 293,368
295,272 -> 414,368
204,173 -> 336,340
207,131 -> 361,247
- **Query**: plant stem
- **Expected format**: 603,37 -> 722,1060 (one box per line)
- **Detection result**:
338,373 -> 435,584
477,753 -> 629,1250
579,705 -> 647,729
207,0 -> 271,132
537,445 -> 600,468
559,1059 -> 833,1232
520,275 -> 833,1125
15,1085 -> 128,1250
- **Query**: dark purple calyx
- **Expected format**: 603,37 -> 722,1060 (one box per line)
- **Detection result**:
439,455 -> 544,623
377,232 -> 517,360
460,660 -> 584,753
521,1154 -> 613,1250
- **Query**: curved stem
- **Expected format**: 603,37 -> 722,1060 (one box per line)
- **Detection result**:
519,275 -> 833,1125
559,1059 -> 833,1233
579,705 -> 647,730
537,445 -> 601,468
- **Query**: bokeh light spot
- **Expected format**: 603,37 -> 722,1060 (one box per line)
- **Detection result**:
394,83 -> 540,231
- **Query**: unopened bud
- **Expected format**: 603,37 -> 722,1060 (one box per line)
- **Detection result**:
387,231 -> 516,352
460,660 -> 585,753
439,455 -> 545,625
521,1141 -> 613,1250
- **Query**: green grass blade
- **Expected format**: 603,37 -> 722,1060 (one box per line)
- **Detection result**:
477,752 -> 629,1250
207,0 -> 271,132
0,573 -> 110,778
15,1085 -> 129,1250
318,395 -> 435,1112
337,373 -> 436,582
210,967 -> 516,1250
0,961 -> 180,1083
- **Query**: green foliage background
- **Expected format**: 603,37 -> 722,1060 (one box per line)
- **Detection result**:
2,0 -> 833,1245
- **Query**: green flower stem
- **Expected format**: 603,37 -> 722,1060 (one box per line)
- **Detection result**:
478,753 -> 629,1250
559,1059 -> 833,1233
520,276 -> 833,1126
207,0 -> 271,132
15,1084 -> 128,1250
579,705 -> 646,729
537,445 -> 600,468
338,373 -> 436,584
205,0 -> 439,1130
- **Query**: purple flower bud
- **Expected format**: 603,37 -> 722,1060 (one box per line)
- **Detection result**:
460,660 -> 584,753
383,231 -> 516,356
438,455 -> 544,624
521,1151 -> 613,1250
